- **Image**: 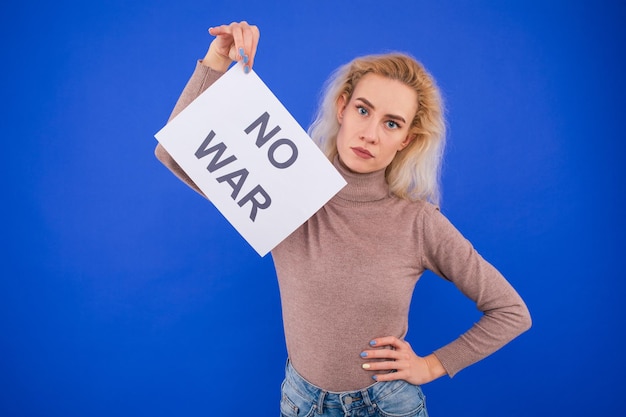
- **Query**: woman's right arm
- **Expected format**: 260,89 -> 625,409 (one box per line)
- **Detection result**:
154,21 -> 260,196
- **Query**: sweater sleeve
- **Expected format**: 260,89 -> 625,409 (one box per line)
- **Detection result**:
167,61 -> 225,122
420,206 -> 531,377
155,61 -> 225,194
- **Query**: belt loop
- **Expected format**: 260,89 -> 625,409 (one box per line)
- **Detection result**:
362,388 -> 374,408
316,390 -> 327,414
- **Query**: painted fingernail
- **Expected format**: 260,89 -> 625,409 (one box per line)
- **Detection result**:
369,340 -> 377,346
372,375 -> 378,381
362,363 -> 371,369
239,47 -> 245,57
244,65 -> 250,74
360,351 -> 368,358
243,54 -> 249,64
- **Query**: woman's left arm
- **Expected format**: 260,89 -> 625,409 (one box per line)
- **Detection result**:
360,205 -> 531,383
421,206 -> 532,377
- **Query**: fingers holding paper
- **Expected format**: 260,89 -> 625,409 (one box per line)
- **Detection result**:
204,21 -> 260,73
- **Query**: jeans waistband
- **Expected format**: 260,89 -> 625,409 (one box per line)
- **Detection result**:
284,360 -> 413,414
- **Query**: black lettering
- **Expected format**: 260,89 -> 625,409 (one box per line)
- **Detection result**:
238,185 -> 272,222
268,138 -> 298,169
194,130 -> 237,172
244,112 -> 282,147
216,169 -> 249,200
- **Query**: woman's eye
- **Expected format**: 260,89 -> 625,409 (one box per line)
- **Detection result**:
386,120 -> 399,129
357,106 -> 368,116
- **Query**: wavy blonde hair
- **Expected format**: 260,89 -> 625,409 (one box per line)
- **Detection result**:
308,53 -> 446,205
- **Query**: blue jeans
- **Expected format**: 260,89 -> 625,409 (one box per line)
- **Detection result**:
280,360 -> 428,417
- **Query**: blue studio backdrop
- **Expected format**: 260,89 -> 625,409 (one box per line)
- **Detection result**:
2,1 -> 625,416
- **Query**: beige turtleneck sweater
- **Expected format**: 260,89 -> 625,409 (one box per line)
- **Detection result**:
156,62 -> 532,392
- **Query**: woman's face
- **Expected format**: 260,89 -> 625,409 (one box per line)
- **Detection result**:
335,73 -> 417,174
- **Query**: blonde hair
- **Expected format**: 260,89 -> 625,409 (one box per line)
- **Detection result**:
308,53 -> 446,205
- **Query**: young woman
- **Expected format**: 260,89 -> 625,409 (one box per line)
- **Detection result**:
155,21 -> 531,417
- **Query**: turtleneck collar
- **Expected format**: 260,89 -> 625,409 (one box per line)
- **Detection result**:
332,156 -> 391,204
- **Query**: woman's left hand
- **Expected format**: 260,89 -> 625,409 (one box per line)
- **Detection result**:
360,336 -> 447,385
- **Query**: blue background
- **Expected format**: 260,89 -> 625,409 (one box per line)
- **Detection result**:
2,0 -> 625,415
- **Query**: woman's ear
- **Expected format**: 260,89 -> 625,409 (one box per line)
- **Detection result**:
398,133 -> 416,151
336,94 -> 347,124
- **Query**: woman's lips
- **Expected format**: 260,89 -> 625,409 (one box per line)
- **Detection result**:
351,147 -> 374,159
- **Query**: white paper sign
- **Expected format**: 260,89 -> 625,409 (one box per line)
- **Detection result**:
155,65 -> 346,256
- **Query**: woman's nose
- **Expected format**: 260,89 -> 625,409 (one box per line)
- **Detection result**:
359,120 -> 378,143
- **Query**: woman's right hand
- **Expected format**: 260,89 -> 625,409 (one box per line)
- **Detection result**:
202,21 -> 260,73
